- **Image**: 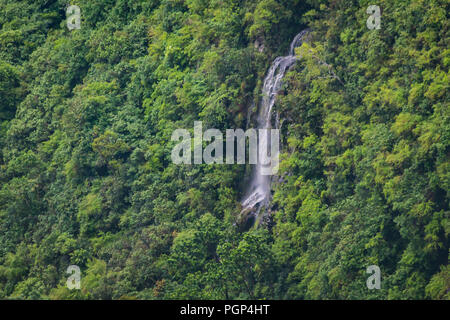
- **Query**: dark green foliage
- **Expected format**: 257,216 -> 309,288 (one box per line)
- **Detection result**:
0,0 -> 448,300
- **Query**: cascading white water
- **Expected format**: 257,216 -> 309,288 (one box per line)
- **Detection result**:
241,30 -> 309,220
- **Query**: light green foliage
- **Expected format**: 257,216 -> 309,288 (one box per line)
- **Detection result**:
272,0 -> 449,299
0,0 -> 447,300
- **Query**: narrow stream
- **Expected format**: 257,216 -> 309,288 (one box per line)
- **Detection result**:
241,30 -> 309,222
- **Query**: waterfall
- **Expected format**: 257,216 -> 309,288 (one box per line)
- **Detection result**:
240,30 -> 309,222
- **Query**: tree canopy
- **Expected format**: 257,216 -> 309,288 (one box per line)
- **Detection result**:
0,0 -> 448,300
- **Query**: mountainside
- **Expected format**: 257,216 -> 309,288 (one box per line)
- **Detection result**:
0,0 -> 448,299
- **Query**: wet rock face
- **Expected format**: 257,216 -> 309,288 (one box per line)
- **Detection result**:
254,38 -> 265,52
240,30 -> 309,227
237,201 -> 274,231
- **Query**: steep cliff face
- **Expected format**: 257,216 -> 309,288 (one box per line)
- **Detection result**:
0,0 -> 448,300
271,1 -> 449,300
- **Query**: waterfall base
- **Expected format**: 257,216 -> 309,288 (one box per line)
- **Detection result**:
238,30 -> 309,228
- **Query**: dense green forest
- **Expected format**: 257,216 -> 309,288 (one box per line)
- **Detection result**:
0,0 -> 448,299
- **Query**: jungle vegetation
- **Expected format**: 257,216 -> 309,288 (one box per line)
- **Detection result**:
0,0 -> 448,299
